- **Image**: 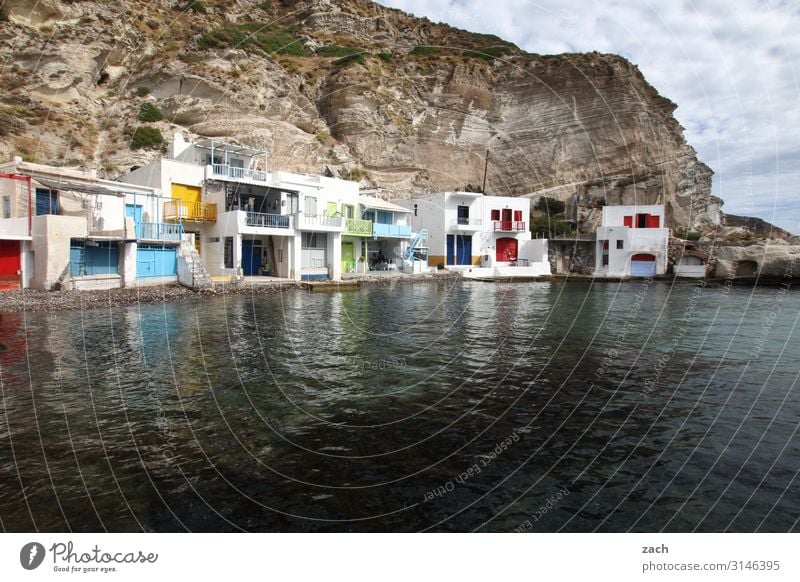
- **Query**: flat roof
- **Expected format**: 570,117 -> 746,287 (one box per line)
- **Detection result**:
194,138 -> 268,158
358,195 -> 412,213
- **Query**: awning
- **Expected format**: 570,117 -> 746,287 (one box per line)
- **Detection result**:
358,195 -> 411,213
194,138 -> 268,158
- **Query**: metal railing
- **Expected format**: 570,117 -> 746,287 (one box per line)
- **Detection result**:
493,220 -> 526,231
296,213 -> 343,229
372,223 -> 412,238
135,222 -> 184,241
211,164 -> 268,182
344,218 -> 372,237
450,218 -> 482,229
164,201 -> 217,222
246,212 -> 291,229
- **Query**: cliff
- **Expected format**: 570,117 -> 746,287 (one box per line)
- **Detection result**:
0,0 -> 717,230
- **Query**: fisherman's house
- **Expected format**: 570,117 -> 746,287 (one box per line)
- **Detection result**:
121,134 -> 418,281
594,205 -> 669,277
397,191 -> 550,278
0,158 -> 181,290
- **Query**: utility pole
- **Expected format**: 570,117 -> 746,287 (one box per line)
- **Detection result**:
481,149 -> 490,194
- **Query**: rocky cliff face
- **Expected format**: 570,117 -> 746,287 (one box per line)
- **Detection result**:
1,0 -> 717,230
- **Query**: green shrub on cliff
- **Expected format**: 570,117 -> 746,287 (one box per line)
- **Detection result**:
138,103 -> 163,122
129,126 -> 164,150
198,23 -> 309,57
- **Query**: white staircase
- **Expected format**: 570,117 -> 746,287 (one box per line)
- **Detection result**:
403,229 -> 429,261
177,241 -> 212,290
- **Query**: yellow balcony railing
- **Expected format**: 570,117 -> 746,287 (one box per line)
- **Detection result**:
344,218 -> 372,237
164,200 -> 217,222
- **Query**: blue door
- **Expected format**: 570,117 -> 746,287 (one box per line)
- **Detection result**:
446,235 -> 455,265
631,254 -> 657,277
36,189 -> 58,215
136,244 -> 176,278
126,204 -> 143,238
241,240 -> 262,276
70,241 -> 119,276
456,235 -> 472,265
126,204 -> 143,223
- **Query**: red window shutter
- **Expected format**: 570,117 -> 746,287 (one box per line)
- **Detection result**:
647,215 -> 660,228
513,210 -> 522,221
491,209 -> 500,220
603,241 -> 609,249
623,216 -> 633,228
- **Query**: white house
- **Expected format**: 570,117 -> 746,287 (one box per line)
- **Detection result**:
0,158 -> 178,290
396,192 -> 550,278
594,205 -> 669,277
122,134 -> 402,281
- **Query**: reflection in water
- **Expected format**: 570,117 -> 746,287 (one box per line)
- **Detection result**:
0,281 -> 799,532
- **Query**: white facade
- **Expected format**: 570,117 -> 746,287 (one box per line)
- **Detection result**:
397,192 -> 549,275
594,205 -> 669,277
122,134 -> 377,281
0,158 -> 168,290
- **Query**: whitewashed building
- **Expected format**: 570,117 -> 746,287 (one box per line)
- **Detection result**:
396,192 -> 550,277
594,205 -> 669,277
122,134 -> 411,281
0,158 -> 178,290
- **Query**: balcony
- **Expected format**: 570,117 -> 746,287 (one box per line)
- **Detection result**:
135,222 -> 184,241
449,218 -> 482,231
344,218 -> 372,237
295,213 -> 344,231
210,164 -> 268,183
372,223 -> 412,238
164,201 -> 217,222
246,212 -> 291,229
493,220 -> 526,232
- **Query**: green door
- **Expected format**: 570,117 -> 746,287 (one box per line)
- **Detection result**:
326,201 -> 337,216
342,241 -> 354,273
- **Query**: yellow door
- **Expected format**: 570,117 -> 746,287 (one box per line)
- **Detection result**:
171,184 -> 201,220
171,183 -> 201,203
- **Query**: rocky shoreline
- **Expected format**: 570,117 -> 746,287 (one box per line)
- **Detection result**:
0,272 -> 462,314
2,270 -> 794,314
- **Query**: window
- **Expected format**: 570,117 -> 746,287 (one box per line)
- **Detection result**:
35,188 -> 58,216
457,205 -> 470,225
343,204 -> 355,219
304,196 -> 317,215
513,210 -> 522,222
302,232 -> 328,249
224,237 -> 233,268
490,209 -> 500,221
616,240 -> 624,250
2,196 -> 10,219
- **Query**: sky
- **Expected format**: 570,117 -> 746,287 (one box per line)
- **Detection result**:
382,0 -> 800,234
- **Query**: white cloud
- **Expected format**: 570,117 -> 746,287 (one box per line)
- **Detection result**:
382,0 -> 800,233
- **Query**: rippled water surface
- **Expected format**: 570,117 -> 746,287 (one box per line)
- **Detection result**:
1,280 -> 798,531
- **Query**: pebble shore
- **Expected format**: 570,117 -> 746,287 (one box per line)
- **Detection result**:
0,272 -> 462,314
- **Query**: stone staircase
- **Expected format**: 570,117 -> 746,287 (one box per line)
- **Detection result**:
177,240 -> 212,290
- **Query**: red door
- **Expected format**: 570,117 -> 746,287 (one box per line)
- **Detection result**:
501,208 -> 512,230
496,237 -> 518,262
0,240 -> 21,290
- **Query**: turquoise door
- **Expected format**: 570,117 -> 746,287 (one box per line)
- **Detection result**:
136,244 -> 176,278
125,204 -> 143,223
70,242 -> 119,276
